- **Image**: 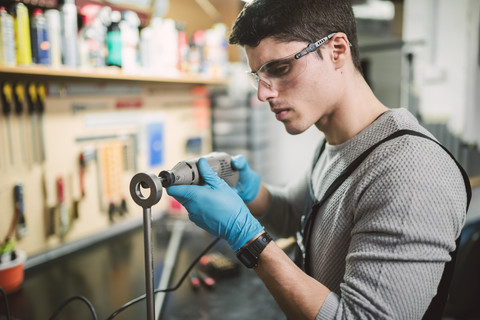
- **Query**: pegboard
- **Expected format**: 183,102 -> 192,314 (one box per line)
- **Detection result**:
0,81 -> 212,258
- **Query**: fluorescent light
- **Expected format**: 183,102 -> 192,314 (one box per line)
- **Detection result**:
353,0 -> 395,20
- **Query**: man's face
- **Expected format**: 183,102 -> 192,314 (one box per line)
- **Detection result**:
245,37 -> 339,135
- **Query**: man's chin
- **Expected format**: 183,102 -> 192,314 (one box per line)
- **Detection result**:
283,123 -> 307,135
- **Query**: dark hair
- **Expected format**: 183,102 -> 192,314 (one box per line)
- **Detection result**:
229,0 -> 362,72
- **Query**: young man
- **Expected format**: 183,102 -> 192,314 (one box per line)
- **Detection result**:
167,0 -> 469,319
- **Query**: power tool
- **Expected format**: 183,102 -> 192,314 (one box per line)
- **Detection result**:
159,152 -> 239,188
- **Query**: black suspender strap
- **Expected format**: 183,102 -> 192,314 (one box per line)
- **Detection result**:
301,129 -> 472,319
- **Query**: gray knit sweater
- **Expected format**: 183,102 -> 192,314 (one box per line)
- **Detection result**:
262,108 -> 467,319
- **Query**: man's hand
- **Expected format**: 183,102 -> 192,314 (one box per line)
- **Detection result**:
166,157 -> 264,252
231,155 -> 261,204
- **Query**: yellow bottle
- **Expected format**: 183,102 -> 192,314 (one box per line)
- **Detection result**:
13,3 -> 32,65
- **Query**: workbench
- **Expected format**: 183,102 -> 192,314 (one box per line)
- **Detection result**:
0,217 -> 285,320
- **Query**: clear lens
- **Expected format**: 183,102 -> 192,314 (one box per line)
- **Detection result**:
248,53 -> 308,90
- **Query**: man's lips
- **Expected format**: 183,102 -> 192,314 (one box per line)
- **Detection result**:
272,107 -> 290,121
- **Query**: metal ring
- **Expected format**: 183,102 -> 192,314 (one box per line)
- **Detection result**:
129,172 -> 163,209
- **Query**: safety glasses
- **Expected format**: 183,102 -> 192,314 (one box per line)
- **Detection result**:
247,33 -> 336,90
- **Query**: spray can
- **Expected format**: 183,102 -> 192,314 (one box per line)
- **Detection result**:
31,9 -> 51,65
106,10 -> 122,67
12,3 -> 32,65
61,0 -> 78,67
0,7 -> 16,66
45,9 -> 62,67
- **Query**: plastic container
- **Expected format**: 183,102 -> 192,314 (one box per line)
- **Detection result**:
78,4 -> 106,68
31,8 -> 51,65
106,10 -> 122,67
120,10 -> 140,73
0,6 -> 16,66
0,250 -> 26,294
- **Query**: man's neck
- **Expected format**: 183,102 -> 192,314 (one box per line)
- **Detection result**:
316,76 -> 388,145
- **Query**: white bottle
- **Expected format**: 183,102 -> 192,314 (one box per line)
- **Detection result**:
159,19 -> 178,76
61,0 -> 78,67
45,9 -> 62,67
0,7 -> 16,66
120,10 -> 140,74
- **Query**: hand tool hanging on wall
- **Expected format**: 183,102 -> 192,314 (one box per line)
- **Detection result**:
1,81 -> 15,166
42,172 -> 55,237
14,183 -> 27,239
37,82 -> 46,163
26,82 -> 39,164
13,82 -> 28,165
68,173 -> 80,221
79,152 -> 86,199
56,177 -> 69,237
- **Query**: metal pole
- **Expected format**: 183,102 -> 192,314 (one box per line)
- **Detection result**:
129,172 -> 163,320
143,206 -> 155,320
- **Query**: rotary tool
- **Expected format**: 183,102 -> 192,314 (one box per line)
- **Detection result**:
159,152 -> 239,188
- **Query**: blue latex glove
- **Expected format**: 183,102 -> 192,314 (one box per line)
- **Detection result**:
231,155 -> 261,204
166,158 -> 264,252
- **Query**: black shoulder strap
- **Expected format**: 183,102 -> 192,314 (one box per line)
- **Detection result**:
303,129 -> 471,319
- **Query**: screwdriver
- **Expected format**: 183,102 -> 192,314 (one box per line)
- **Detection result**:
37,82 -> 46,163
1,81 -> 15,166
27,82 -> 39,163
14,82 -> 27,165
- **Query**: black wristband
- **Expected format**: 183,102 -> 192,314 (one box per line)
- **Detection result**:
236,232 -> 272,268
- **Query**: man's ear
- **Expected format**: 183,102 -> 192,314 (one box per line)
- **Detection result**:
329,33 -> 350,70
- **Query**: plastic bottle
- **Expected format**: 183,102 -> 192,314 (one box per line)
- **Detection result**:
31,8 -> 51,65
139,23 -> 152,71
61,0 -> 78,67
0,7 -> 16,66
159,19 -> 178,76
45,9 -> 62,67
120,10 -> 140,73
12,3 -> 32,65
177,23 -> 189,72
204,24 -> 228,78
106,10 -> 122,67
139,17 -> 162,74
78,4 -> 104,68
189,30 -> 204,74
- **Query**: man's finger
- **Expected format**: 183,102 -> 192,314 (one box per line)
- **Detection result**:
198,158 -> 223,186
232,155 -> 247,170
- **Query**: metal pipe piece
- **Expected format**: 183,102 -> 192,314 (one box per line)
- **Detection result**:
129,172 -> 163,320
143,206 -> 155,320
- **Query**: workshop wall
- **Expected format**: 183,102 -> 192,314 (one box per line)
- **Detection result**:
403,0 -> 480,144
0,80 -> 212,257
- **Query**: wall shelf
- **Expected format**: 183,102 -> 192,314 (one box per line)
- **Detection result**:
0,65 -> 228,86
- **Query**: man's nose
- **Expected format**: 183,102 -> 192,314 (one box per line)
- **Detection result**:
257,79 -> 278,102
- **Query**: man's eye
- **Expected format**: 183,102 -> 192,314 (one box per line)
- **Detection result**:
266,62 -> 292,77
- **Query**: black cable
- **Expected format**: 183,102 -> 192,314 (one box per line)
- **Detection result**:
0,287 -> 12,320
106,237 -> 220,320
48,295 -> 98,320
46,236 -> 220,320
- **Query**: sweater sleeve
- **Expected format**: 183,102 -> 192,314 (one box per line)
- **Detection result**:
315,137 -> 467,319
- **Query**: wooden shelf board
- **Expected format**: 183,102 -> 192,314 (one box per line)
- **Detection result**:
0,65 -> 227,85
